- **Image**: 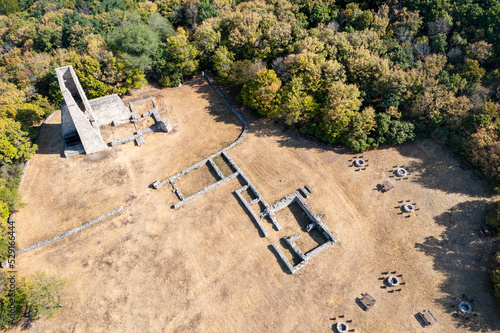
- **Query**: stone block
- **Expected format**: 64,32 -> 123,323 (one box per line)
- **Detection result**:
135,136 -> 145,146
158,118 -> 173,132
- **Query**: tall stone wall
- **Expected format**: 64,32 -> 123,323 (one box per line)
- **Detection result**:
56,65 -> 107,155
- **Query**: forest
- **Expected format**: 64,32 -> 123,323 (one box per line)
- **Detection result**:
0,0 -> 499,315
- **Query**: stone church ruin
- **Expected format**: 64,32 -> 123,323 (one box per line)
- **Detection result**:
56,65 -> 173,157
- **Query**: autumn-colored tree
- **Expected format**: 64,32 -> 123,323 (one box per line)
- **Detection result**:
193,19 -> 221,62
225,59 -> 266,91
240,69 -> 281,117
166,27 -> 199,76
212,46 -> 234,81
276,78 -> 319,125
319,80 -> 362,143
284,51 -> 325,95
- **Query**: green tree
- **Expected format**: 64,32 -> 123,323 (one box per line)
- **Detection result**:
386,121 -> 416,144
147,12 -> 175,41
212,46 -> 234,81
0,119 -> 37,164
431,33 -> 447,53
277,78 -> 319,125
240,69 -> 281,117
24,271 -> 66,319
319,81 -> 363,143
0,0 -> 20,15
374,113 -> 415,145
152,27 -> 199,87
197,0 -> 218,21
107,22 -> 160,70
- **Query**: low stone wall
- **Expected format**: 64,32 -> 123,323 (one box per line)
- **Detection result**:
264,188 -> 339,273
269,190 -> 338,244
284,234 -> 307,262
208,158 -> 224,180
249,198 -> 260,205
235,186 -> 268,237
222,151 -> 282,231
173,172 -> 239,209
268,192 -> 298,212
152,110 -> 161,122
204,75 -> 248,132
299,186 -> 312,198
137,128 -> 153,136
153,74 -> 248,190
271,243 -> 307,274
18,206 -> 124,255
271,243 -> 295,274
129,97 -> 157,112
135,136 -> 145,146
305,241 -> 334,260
169,181 -> 184,201
110,134 -> 139,147
295,195 -> 338,242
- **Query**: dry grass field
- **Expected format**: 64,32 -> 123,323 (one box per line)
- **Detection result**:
9,77 -> 500,332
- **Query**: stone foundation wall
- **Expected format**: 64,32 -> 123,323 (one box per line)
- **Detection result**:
173,171 -> 239,209
271,243 -> 307,274
305,241 -> 334,260
235,186 -> 268,237
154,74 -> 248,190
208,158 -> 224,180
170,181 -> 184,201
18,206 -> 124,255
284,234 -> 307,262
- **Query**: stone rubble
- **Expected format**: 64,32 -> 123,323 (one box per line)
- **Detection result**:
110,97 -> 173,147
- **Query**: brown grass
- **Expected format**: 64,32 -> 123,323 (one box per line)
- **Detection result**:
212,154 -> 235,178
130,99 -> 155,116
176,163 -> 217,198
11,77 -> 500,333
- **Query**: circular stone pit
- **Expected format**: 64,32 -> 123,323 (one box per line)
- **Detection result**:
336,322 -> 348,333
387,276 -> 400,287
402,204 -> 415,213
395,168 -> 407,177
458,301 -> 472,314
354,159 -> 365,168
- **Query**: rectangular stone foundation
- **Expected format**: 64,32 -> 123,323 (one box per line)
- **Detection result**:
267,188 -> 338,273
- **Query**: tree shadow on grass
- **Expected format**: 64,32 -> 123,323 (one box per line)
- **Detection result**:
190,75 -> 353,156
190,76 -> 250,131
195,78 -> 493,200
415,199 -> 500,331
33,123 -> 65,156
395,139 -> 491,197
